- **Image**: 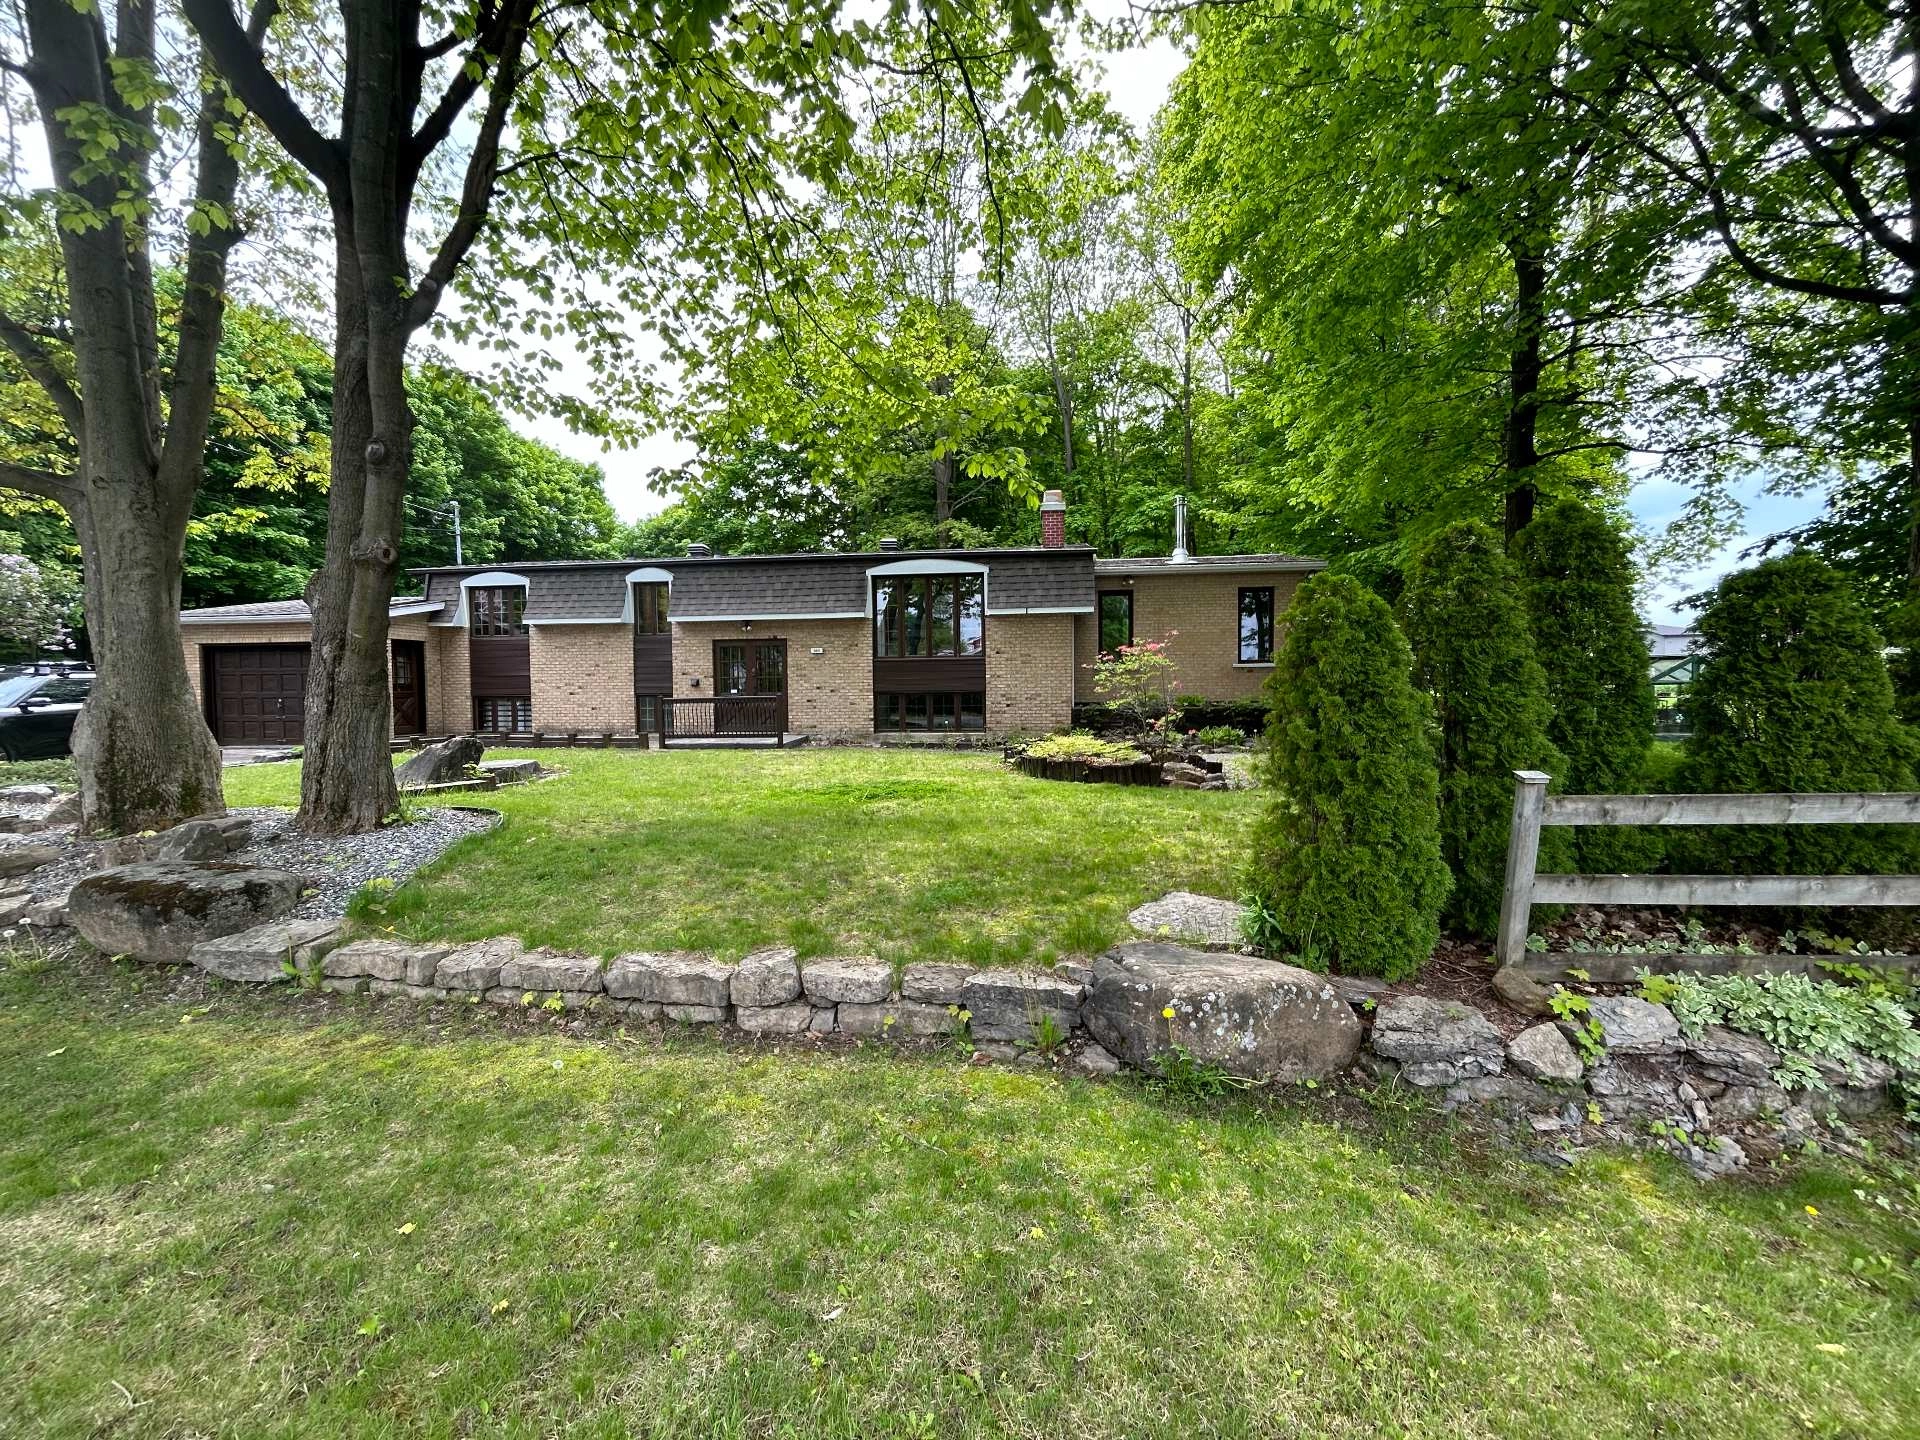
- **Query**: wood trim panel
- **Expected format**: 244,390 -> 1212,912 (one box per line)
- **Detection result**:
469,635 -> 531,696
872,656 -> 987,695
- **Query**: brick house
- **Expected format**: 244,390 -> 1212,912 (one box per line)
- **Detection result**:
178,492 -> 1323,745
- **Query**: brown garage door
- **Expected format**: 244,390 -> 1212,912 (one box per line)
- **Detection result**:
206,644 -> 309,744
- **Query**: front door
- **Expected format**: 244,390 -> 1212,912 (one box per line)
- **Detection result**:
712,639 -> 788,734
391,640 -> 427,734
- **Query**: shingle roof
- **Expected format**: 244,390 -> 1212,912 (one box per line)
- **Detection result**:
180,597 -> 440,623
668,557 -> 865,620
1092,554 -> 1324,575
983,551 -> 1094,614
522,566 -> 630,623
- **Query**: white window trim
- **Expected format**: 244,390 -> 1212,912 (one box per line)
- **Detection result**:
436,570 -> 530,628
865,558 -> 989,618
670,610 -> 865,624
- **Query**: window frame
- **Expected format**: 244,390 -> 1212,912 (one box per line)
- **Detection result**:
1237,586 -> 1276,665
474,696 -> 532,731
873,690 -> 987,732
873,575 -> 985,659
633,581 -> 670,635
1097,590 -> 1134,656
469,585 -> 528,637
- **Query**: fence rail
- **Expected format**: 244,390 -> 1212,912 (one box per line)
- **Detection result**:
1494,770 -> 1920,971
661,695 -> 786,747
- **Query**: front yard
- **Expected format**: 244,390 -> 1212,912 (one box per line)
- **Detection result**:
221,748 -> 1260,967
2,959 -> 1916,1438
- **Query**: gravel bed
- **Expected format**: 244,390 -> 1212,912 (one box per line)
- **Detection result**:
0,805 -> 499,918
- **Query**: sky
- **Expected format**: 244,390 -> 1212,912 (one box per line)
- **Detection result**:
450,26 -> 1821,627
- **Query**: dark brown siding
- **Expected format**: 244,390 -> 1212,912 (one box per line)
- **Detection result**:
633,633 -> 672,693
205,644 -> 309,743
470,635 -> 531,696
872,656 -> 987,695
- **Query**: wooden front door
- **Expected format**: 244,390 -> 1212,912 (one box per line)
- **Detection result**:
712,639 -> 788,734
391,640 -> 427,734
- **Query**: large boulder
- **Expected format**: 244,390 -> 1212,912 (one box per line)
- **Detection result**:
188,917 -> 344,983
394,736 -> 484,791
1084,941 -> 1361,1081
67,862 -> 301,963
1126,891 -> 1248,949
1369,996 -> 1505,1087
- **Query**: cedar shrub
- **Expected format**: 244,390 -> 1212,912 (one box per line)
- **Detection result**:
1512,501 -> 1660,871
1400,521 -> 1565,937
1247,572 -> 1450,980
1680,553 -> 1919,876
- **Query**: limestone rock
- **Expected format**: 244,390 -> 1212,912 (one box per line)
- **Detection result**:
188,917 -> 345,983
1686,1024 -> 1778,1084
23,892 -> 68,927
0,891 -> 29,926
838,998 -> 957,1038
732,946 -> 802,1007
394,736 -> 484,790
1066,1042 -> 1122,1078
67,862 -> 301,963
901,961 -> 975,1005
1507,1022 -> 1584,1084
963,969 -> 1083,1044
736,1000 -> 814,1034
606,951 -> 734,1007
1369,996 -> 1505,1087
1328,974 -> 1391,1009
146,817 -> 245,864
1491,965 -> 1556,1018
500,951 -> 604,994
476,759 -> 540,784
0,787 -> 78,834
1584,996 -> 1682,1055
1083,941 -> 1360,1081
0,842 -> 59,880
801,956 -> 893,1005
808,1005 -> 836,1034
662,1002 -> 727,1024
323,938 -> 450,986
434,936 -> 526,991
1126,891 -> 1248,949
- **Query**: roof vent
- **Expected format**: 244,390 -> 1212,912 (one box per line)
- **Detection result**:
1172,495 -> 1191,563
686,542 -> 712,558
878,537 -> 901,552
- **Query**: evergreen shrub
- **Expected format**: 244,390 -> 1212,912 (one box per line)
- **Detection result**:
1246,572 -> 1450,980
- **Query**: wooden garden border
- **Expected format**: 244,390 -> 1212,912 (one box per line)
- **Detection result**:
1494,770 -> 1920,980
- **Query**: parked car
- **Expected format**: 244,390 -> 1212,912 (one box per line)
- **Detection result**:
0,664 -> 94,761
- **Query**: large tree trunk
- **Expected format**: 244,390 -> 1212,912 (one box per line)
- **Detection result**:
1503,242 -> 1546,542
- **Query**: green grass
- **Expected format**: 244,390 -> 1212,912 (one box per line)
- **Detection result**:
0,758 -> 76,787
2,958 -> 1917,1438
224,748 -> 1259,966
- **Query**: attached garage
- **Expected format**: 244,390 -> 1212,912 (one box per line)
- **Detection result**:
204,644 -> 310,744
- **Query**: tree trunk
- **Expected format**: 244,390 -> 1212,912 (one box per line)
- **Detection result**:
1503,242 -> 1546,543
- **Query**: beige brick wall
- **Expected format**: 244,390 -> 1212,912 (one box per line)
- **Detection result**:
673,619 -> 873,736
530,624 -> 635,732
428,626 -> 468,733
1074,569 -> 1309,703
988,613 -> 1077,735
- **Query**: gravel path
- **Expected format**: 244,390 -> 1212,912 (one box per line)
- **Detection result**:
0,804 -> 499,918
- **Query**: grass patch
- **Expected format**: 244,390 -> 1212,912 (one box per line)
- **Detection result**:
225,748 -> 1257,966
2,959 -> 1917,1437
0,758 -> 76,788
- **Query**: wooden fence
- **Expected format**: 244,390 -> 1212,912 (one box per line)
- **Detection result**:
1495,770 -> 1920,978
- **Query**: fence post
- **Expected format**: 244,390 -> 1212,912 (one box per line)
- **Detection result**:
1496,771 -> 1552,969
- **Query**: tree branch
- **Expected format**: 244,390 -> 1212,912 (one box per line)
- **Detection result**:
181,0 -> 346,192
0,306 -> 85,436
0,460 -> 80,506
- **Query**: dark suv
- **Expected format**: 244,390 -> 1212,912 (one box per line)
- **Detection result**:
0,664 -> 94,761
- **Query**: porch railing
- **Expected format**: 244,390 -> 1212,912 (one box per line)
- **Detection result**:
661,695 -> 786,747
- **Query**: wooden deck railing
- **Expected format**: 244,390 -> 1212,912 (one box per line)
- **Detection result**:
661,695 -> 786,747
1496,770 -> 1920,977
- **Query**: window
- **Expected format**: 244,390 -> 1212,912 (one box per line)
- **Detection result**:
474,696 -> 531,731
635,694 -> 662,733
1098,591 -> 1134,655
873,575 -> 986,657
633,582 -> 669,635
874,692 -> 987,732
35,677 -> 91,704
1238,587 -> 1276,664
470,586 -> 527,636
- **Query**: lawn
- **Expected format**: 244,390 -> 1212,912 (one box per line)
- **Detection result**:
2,958 -> 1917,1438
221,748 -> 1260,967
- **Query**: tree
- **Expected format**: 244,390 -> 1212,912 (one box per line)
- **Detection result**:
1681,553 -> 1918,877
185,0 -> 1070,832
0,0 -> 275,831
1247,572 -> 1450,979
1400,521 -> 1564,936
0,550 -> 80,658
1512,500 -> 1658,868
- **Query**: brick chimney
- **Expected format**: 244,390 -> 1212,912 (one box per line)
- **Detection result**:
1040,489 -> 1066,548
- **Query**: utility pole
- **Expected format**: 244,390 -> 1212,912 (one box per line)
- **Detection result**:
449,499 -> 463,565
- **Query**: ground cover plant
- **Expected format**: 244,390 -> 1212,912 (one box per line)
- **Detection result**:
2,957 -> 1918,1438
222,748 -> 1256,967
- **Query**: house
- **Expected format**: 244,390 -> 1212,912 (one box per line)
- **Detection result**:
177,492 -> 1324,745
1647,622 -> 1704,739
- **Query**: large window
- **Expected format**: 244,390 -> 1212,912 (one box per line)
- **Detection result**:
1098,590 -> 1134,654
469,586 -> 527,636
1238,587 -> 1276,664
633,582 -> 669,635
875,692 -> 986,732
874,574 -> 985,657
474,696 -> 532,731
